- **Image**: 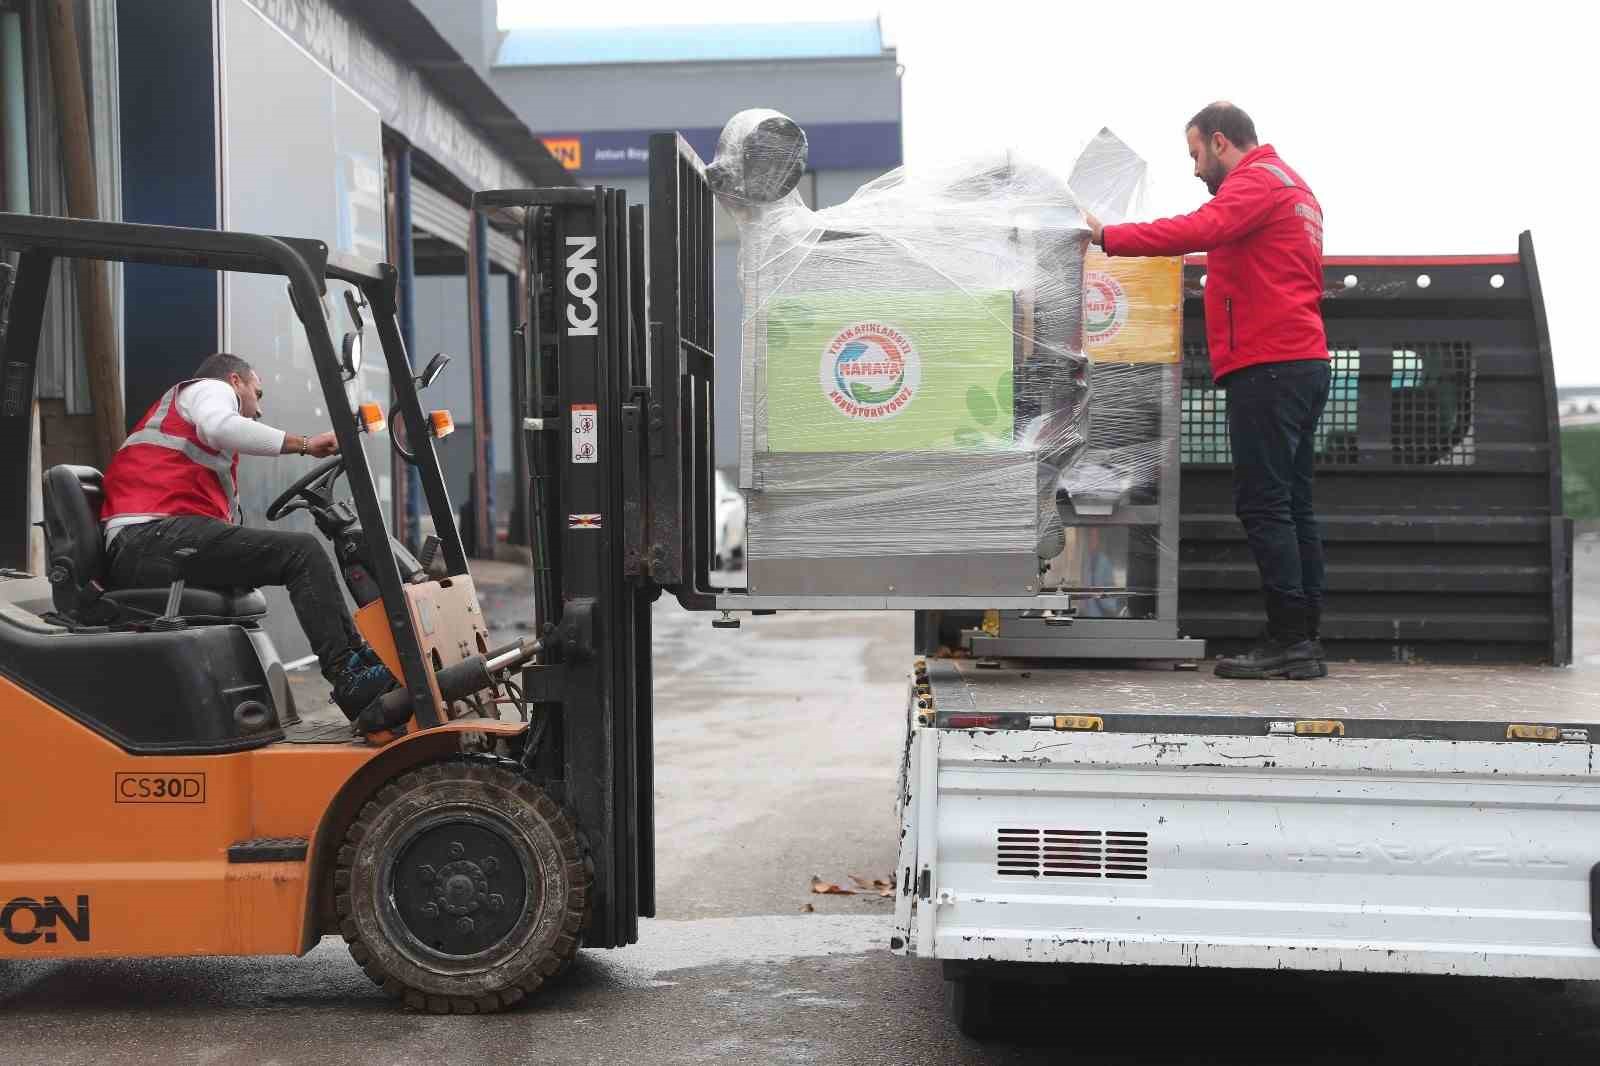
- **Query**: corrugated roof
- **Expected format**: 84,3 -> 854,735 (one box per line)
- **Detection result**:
496,19 -> 886,67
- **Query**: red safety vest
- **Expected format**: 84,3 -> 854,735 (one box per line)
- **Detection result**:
101,380 -> 240,525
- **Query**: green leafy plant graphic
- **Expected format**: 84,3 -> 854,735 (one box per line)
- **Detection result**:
954,369 -> 1014,448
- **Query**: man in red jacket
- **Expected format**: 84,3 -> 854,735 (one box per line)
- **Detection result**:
1089,102 -> 1330,679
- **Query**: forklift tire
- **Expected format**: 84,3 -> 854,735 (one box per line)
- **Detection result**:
335,758 -> 591,1014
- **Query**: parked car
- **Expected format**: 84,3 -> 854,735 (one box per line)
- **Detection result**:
714,469 -> 746,570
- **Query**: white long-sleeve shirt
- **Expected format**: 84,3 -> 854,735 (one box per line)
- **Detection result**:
181,378 -> 288,457
104,379 -> 289,542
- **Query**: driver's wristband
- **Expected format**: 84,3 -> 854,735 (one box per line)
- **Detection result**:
297,434 -> 308,456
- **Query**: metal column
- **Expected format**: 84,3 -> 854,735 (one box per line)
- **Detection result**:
466,208 -> 493,558
507,270 -> 528,546
392,143 -> 421,545
0,253 -> 52,570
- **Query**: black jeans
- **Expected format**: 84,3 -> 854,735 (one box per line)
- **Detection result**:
106,516 -> 361,678
1223,359 -> 1332,633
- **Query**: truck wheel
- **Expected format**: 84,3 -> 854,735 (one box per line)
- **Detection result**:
946,975 -> 996,1038
335,758 -> 591,1014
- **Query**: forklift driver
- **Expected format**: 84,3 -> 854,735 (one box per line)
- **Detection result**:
100,353 -> 399,718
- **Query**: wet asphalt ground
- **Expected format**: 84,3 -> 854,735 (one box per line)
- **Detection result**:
6,551 -> 1600,1064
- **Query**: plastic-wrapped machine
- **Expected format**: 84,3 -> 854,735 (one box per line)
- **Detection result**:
711,110 -> 1182,612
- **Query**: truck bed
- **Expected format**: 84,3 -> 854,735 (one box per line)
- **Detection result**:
902,655 -> 1600,982
924,656 -> 1600,732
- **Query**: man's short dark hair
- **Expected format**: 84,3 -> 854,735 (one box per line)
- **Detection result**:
195,353 -> 253,382
1187,102 -> 1258,150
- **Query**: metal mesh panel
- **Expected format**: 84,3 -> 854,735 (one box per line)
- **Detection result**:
1180,341 -> 1230,464
1317,349 -> 1360,465
1181,342 -> 1361,466
1391,341 -> 1476,466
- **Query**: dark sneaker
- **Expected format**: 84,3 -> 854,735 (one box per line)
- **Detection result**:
1214,637 -> 1324,680
331,647 -> 399,720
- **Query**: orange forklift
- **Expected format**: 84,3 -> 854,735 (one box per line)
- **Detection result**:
0,134 -> 718,1013
0,214 -> 591,1012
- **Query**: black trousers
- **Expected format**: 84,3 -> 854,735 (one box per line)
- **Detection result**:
1222,359 -> 1332,635
106,516 -> 361,677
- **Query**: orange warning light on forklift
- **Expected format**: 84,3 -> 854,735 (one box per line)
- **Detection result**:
430,410 -> 455,438
357,403 -> 386,434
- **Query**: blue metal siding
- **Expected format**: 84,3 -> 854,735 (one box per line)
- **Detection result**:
117,0 -> 218,430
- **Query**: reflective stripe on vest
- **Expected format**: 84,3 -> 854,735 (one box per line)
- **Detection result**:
108,381 -> 239,520
1251,162 -> 1296,188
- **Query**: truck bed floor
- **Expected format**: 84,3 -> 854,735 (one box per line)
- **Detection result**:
928,657 -> 1600,725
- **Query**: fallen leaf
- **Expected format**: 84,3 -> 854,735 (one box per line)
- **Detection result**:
849,874 -> 896,897
800,903 -> 815,913
810,875 -> 855,895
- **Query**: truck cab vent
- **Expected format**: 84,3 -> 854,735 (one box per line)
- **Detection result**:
996,828 -> 1149,880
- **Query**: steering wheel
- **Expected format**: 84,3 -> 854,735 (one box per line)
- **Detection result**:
266,455 -> 347,521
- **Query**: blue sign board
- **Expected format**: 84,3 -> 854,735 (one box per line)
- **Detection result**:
541,121 -> 901,178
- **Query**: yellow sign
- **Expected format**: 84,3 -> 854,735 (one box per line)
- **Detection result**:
1082,252 -> 1182,364
541,137 -> 582,171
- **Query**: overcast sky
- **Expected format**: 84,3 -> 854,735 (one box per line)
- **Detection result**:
499,0 -> 1593,385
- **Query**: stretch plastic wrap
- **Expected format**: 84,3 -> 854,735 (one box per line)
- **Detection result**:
713,110 -> 1181,602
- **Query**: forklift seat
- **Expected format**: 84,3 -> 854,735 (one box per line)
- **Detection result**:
41,465 -> 268,625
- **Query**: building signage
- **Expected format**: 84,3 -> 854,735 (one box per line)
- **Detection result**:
541,121 -> 901,178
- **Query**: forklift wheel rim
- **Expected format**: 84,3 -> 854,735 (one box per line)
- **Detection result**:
370,803 -> 544,977
379,807 -> 538,966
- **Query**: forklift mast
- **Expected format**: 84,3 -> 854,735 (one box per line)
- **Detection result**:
484,133 -> 721,949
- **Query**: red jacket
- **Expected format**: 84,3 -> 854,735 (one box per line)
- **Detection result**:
102,380 -> 239,526
1102,145 -> 1327,382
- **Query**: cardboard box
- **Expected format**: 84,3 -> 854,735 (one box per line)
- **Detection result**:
1082,253 -> 1182,364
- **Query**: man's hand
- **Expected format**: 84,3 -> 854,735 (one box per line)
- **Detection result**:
308,428 -> 344,457
1086,212 -> 1105,247
306,431 -> 340,459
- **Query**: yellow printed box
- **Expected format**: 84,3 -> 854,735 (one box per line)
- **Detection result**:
1083,252 -> 1182,364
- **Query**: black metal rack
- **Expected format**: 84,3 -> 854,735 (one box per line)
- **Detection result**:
1179,238 -> 1572,665
645,133 -> 722,605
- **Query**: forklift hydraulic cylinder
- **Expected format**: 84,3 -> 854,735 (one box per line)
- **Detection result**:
359,636 -> 544,733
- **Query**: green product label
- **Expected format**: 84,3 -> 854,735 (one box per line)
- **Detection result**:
763,290 -> 1016,453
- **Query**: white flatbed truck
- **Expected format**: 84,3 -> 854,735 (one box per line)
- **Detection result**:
894,657 -> 1600,1034
499,134 -> 1584,1034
